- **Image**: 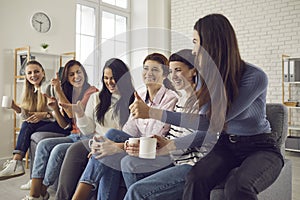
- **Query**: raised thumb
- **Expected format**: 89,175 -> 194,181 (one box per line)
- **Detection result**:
134,91 -> 142,101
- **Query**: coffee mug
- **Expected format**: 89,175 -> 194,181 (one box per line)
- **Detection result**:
124,137 -> 140,148
2,96 -> 12,108
88,136 -> 103,148
139,137 -> 157,159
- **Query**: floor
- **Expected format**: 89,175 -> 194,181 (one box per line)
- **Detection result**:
0,151 -> 299,200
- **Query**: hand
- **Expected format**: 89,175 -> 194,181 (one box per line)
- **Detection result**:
43,94 -> 59,111
26,112 -> 44,123
51,72 -> 62,91
124,142 -> 139,157
153,135 -> 175,156
129,92 -> 150,119
90,136 -> 124,159
59,101 -> 84,117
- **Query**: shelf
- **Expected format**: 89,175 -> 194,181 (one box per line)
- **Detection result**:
288,125 -> 300,130
283,81 -> 300,84
286,106 -> 300,109
285,148 -> 300,152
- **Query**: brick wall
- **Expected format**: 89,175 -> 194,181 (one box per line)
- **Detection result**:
171,0 -> 300,126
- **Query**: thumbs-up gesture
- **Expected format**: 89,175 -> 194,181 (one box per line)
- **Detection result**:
51,72 -> 61,91
129,92 -> 150,119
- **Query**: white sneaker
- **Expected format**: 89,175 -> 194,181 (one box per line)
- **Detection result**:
0,160 -> 25,180
22,196 -> 43,200
20,179 -> 32,190
22,192 -> 49,200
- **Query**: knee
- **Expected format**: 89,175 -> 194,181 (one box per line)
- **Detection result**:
36,139 -> 48,152
105,128 -> 126,142
126,182 -> 143,199
224,173 -> 255,199
185,165 -> 208,184
121,156 -> 135,173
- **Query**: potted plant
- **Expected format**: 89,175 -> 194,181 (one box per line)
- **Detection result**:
40,43 -> 49,52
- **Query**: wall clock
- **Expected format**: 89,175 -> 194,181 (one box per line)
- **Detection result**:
31,12 -> 51,33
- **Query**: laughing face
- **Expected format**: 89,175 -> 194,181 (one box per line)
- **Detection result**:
67,65 -> 85,88
142,60 -> 165,86
169,61 -> 196,91
103,68 -> 118,94
25,63 -> 45,87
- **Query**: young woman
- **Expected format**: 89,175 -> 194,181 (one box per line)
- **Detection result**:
53,58 -> 136,200
22,60 -> 98,200
71,53 -> 178,200
125,14 -> 284,200
0,60 -> 70,181
120,49 -> 201,196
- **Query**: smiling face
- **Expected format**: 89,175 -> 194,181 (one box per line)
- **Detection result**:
67,64 -> 85,88
103,67 -> 118,94
169,61 -> 196,91
142,60 -> 165,86
25,64 -> 45,87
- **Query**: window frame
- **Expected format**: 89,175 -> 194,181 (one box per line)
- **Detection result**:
76,0 -> 130,88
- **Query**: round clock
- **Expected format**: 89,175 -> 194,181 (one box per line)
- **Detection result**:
31,12 -> 51,33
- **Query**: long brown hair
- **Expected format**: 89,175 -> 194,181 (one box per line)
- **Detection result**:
194,14 -> 245,113
194,14 -> 246,132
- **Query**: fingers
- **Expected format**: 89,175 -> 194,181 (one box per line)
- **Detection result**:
134,91 -> 142,101
56,72 -> 59,79
43,93 -> 51,99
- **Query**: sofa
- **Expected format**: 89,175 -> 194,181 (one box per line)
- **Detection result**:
210,103 -> 292,200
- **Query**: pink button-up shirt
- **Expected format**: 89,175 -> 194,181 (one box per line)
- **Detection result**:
122,85 -> 178,137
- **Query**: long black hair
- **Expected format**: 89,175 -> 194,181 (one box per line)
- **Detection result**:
60,60 -> 91,103
96,58 -> 135,127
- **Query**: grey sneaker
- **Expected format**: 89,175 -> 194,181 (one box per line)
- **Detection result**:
0,160 -> 25,180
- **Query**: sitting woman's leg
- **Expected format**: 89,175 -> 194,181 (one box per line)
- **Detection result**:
121,155 -> 173,188
124,164 -> 192,200
30,137 -> 73,198
73,153 -> 126,200
55,140 -> 90,200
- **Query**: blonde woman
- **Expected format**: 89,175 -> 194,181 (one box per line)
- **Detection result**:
0,60 -> 69,180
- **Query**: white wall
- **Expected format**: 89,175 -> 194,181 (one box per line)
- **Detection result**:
0,0 -> 76,159
171,0 -> 300,125
130,0 -> 171,89
171,0 -> 300,102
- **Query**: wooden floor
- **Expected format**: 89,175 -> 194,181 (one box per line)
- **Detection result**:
0,151 -> 299,200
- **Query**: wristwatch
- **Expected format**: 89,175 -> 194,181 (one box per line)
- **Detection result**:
46,112 -> 52,119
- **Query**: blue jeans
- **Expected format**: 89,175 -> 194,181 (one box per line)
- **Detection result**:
123,164 -> 192,200
79,129 -> 131,200
121,155 -> 173,189
183,133 -> 284,200
14,121 -> 69,157
31,134 -> 86,187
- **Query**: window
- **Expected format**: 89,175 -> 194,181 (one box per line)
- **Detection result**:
102,0 -> 128,9
76,0 -> 130,88
76,3 -> 97,86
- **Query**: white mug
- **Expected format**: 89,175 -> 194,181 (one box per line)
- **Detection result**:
139,137 -> 157,159
88,136 -> 103,148
124,137 -> 140,148
2,96 -> 12,108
